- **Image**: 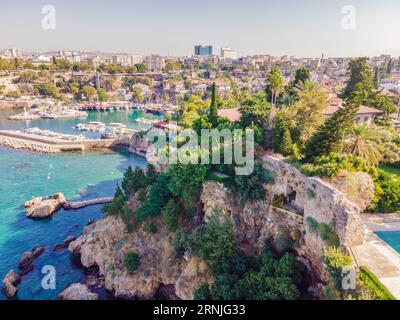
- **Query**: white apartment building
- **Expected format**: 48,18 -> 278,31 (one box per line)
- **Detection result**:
111,54 -> 143,66
145,54 -> 165,71
3,48 -> 22,59
220,47 -> 238,60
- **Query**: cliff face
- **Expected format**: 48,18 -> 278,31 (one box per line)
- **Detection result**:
200,157 -> 373,279
69,216 -> 213,300
69,156 -> 373,299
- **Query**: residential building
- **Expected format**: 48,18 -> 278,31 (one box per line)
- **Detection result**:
145,55 -> 165,71
323,105 -> 384,126
111,54 -> 143,66
220,47 -> 238,60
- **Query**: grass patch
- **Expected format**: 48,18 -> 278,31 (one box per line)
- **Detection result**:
359,266 -> 396,300
380,164 -> 400,182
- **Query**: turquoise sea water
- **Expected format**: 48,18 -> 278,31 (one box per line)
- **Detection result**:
375,231 -> 400,254
0,109 -> 154,300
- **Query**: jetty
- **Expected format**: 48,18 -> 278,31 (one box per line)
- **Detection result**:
0,130 -> 118,153
63,197 -> 114,210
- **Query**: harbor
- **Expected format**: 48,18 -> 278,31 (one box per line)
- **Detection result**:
8,107 -> 88,121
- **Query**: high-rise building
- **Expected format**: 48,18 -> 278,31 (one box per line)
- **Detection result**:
194,45 -> 213,56
220,47 -> 237,60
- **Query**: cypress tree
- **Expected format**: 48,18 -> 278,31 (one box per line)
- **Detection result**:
281,128 -> 293,156
209,82 -> 218,127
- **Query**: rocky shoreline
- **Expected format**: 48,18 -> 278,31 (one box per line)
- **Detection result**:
0,137 -> 60,153
68,216 -> 213,300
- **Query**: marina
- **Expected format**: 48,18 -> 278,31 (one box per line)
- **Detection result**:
8,107 -> 88,121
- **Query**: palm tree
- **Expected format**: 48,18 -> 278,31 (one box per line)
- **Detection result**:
267,68 -> 284,106
343,125 -> 382,166
294,80 -> 320,93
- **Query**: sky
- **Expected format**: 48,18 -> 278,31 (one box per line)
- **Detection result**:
0,0 -> 399,57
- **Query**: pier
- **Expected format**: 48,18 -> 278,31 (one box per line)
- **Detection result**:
63,197 -> 114,210
0,130 -> 118,152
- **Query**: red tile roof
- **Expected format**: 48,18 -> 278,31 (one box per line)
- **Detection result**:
323,105 -> 384,116
218,108 -> 242,122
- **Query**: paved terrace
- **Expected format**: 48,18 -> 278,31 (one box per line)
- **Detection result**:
351,214 -> 400,299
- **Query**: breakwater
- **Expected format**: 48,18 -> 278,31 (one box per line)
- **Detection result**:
0,130 -> 118,153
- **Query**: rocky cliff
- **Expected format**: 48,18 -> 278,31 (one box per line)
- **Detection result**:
200,156 -> 374,280
69,216 -> 213,300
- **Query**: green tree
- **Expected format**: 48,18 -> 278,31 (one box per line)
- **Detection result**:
209,82 -> 219,127
193,283 -> 211,300
266,68 -> 285,105
239,92 -> 271,129
132,86 -> 144,103
281,128 -> 293,156
293,68 -> 311,87
343,125 -> 382,166
80,85 -> 97,101
288,81 -> 328,147
304,86 -> 363,162
97,88 -> 108,102
341,57 -> 375,100
189,214 -> 237,268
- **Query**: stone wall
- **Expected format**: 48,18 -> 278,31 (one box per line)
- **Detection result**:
200,156 -> 368,279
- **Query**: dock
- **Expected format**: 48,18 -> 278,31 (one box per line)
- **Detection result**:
63,197 -> 114,210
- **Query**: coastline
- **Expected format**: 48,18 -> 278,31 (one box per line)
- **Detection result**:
0,141 -> 148,300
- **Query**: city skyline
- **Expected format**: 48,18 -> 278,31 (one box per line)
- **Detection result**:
1,0 -> 400,58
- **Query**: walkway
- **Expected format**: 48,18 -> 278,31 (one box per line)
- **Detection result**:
351,214 -> 400,299
63,197 -> 114,210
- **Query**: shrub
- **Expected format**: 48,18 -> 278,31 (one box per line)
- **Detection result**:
359,266 -> 396,300
301,153 -> 369,178
124,252 -> 139,274
143,220 -> 157,234
306,217 -> 339,247
235,162 -> 275,204
173,229 -> 190,257
323,247 -> 353,289
306,217 -> 319,232
291,228 -> 302,242
306,188 -> 316,199
162,199 -> 179,232
317,223 -> 340,247
6,90 -> 21,98
369,170 -> 400,213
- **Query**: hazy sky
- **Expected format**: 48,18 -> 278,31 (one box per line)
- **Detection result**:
1,0 -> 399,57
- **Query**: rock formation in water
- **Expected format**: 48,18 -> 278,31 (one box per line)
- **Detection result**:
59,283 -> 99,300
2,270 -> 21,298
25,193 -> 66,218
18,246 -> 45,275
